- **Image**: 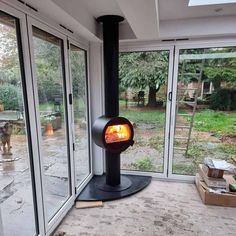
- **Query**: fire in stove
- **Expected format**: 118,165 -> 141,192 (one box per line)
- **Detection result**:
105,124 -> 131,144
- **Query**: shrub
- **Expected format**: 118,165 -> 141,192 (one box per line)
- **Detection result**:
133,157 -> 155,171
0,84 -> 21,110
210,88 -> 236,111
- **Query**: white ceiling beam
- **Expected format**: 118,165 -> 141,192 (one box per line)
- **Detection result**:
160,15 -> 236,39
116,0 -> 159,40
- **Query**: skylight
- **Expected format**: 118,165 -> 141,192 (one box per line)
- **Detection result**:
189,0 -> 236,6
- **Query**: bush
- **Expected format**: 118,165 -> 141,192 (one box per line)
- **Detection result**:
0,84 -> 21,110
210,88 -> 236,111
133,157 -> 155,171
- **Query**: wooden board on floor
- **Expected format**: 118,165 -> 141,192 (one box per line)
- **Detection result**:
75,201 -> 103,209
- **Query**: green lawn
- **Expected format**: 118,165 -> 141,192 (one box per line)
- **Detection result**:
39,102 -> 54,111
194,109 -> 236,135
120,108 -> 166,126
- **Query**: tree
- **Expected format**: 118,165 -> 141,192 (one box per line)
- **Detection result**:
0,23 -> 21,86
178,48 -> 236,89
33,36 -> 63,103
70,46 -> 86,102
203,48 -> 236,89
119,51 -> 169,107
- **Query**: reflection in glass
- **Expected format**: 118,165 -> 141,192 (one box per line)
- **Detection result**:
173,47 -> 236,175
32,27 -> 70,221
0,11 -> 36,235
70,44 -> 90,186
119,51 -> 169,173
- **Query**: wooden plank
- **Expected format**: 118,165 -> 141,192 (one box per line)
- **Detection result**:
75,201 -> 103,209
232,156 -> 236,165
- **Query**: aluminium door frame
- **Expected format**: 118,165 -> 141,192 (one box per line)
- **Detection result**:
67,37 -> 94,196
119,44 -> 175,179
168,40 -> 236,181
0,205 -> 3,236
27,16 -> 75,236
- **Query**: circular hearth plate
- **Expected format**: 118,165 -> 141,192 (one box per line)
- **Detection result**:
77,174 -> 152,201
95,176 -> 132,192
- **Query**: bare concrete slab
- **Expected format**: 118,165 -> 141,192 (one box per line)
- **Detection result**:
54,180 -> 236,236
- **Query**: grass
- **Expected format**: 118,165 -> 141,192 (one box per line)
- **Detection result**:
39,102 -> 54,111
132,157 -> 156,171
172,163 -> 197,175
194,109 -> 236,135
148,136 -> 164,150
120,108 -> 166,126
217,143 -> 236,155
120,106 -> 236,136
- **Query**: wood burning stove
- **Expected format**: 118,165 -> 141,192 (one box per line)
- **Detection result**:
92,116 -> 134,154
78,15 -> 151,201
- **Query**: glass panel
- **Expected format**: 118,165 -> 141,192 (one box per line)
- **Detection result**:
172,47 -> 236,175
119,50 -> 169,172
70,44 -> 90,186
0,11 -> 36,235
32,27 -> 70,221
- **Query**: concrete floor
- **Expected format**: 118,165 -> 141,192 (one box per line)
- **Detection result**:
54,180 -> 236,236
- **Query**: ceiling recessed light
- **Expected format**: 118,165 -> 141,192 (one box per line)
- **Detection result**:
189,0 -> 236,6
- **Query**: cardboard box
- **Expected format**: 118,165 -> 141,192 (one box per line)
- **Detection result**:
202,164 -> 224,178
199,164 -> 226,189
195,173 -> 236,207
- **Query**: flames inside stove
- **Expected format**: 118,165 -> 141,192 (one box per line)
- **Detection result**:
105,124 -> 131,144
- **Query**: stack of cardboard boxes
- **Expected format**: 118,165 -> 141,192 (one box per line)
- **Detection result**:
195,160 -> 236,207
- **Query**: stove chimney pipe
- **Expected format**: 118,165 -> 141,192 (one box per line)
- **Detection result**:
97,15 -> 124,117
97,15 -> 124,187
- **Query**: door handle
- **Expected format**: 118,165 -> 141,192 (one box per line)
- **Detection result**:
168,91 -> 172,101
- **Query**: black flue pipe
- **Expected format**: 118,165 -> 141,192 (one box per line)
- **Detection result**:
97,15 -> 124,186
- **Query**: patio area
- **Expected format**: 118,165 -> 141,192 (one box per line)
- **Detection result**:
0,124 -> 88,235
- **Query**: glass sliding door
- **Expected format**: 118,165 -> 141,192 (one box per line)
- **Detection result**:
0,10 -> 36,236
69,43 -> 90,187
119,50 -> 170,174
31,26 -> 71,221
171,46 -> 236,176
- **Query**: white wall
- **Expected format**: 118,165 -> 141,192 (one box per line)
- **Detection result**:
89,42 -> 104,175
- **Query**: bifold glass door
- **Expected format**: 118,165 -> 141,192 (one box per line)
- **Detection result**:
0,3 -> 92,235
119,49 -> 173,176
30,25 -> 72,222
69,43 -> 91,188
0,10 -> 37,236
169,46 -> 236,178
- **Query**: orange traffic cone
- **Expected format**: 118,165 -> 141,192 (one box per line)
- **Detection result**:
46,123 -> 54,136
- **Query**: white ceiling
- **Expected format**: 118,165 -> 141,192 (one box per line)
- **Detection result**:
159,0 -> 236,20
73,0 -> 125,19
20,0 -> 236,41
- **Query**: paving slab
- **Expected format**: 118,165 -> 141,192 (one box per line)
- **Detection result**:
0,175 -> 14,191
